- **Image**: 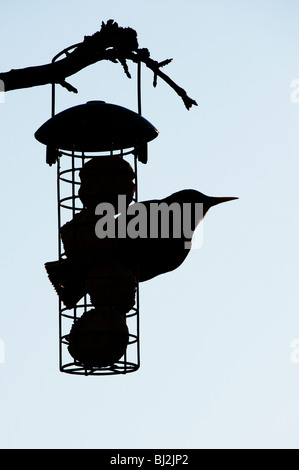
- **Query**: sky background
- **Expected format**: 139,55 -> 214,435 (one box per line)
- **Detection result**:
0,0 -> 299,449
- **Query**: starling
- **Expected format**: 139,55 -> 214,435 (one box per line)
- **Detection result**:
45,189 -> 237,306
118,189 -> 238,281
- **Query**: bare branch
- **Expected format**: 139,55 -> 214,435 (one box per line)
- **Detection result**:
58,80 -> 78,94
0,20 -> 197,110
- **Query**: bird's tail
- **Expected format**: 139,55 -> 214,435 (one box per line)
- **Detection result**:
45,259 -> 87,309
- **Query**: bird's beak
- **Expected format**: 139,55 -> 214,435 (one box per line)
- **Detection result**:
209,196 -> 239,207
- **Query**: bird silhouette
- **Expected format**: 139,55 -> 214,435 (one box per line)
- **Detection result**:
116,189 -> 238,281
45,189 -> 237,307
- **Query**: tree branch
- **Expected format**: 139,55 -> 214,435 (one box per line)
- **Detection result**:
0,19 -> 197,110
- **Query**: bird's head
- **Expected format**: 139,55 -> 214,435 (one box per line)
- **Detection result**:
203,193 -> 239,213
166,189 -> 238,229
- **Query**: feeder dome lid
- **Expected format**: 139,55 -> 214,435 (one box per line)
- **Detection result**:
34,101 -> 159,152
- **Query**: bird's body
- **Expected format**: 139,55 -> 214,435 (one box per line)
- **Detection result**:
118,189 -> 237,281
45,189 -> 237,307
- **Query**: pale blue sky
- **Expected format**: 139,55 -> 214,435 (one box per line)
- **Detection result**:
1,0 -> 299,449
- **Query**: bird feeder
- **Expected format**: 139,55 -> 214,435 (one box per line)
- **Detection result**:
35,45 -> 158,375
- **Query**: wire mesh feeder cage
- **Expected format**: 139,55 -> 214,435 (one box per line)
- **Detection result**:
35,47 -> 158,375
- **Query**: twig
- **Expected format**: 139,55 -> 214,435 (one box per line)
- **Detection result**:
0,20 -> 197,110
